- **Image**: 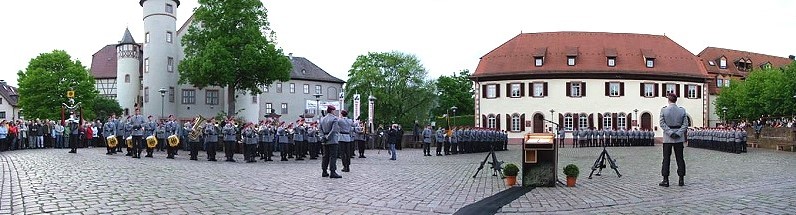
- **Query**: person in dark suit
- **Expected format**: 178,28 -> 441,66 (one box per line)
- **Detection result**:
659,93 -> 689,187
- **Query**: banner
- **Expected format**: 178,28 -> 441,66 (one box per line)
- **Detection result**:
367,95 -> 374,133
353,94 -> 361,120
339,92 -> 345,111
306,100 -> 341,114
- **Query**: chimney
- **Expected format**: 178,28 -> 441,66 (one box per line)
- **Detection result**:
288,53 -> 293,59
789,55 -> 795,60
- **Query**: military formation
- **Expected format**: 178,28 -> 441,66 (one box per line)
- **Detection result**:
687,128 -> 747,154
558,127 -> 655,148
420,126 -> 508,156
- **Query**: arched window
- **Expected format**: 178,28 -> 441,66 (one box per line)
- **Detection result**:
618,113 -> 627,129
602,112 -> 612,129
487,114 -> 496,129
511,114 -> 521,132
564,113 -> 573,131
327,87 -> 337,100
125,74 -> 130,83
579,113 -> 589,130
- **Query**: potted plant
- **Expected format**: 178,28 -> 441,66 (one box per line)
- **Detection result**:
563,164 -> 579,187
503,163 -> 520,186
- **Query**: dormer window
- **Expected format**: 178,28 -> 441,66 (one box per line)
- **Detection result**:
566,46 -> 578,66
645,58 -> 655,68
719,57 -> 727,69
567,57 -> 576,66
534,57 -> 543,67
607,57 -> 616,67
762,62 -> 772,69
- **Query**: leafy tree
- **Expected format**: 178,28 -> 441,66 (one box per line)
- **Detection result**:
179,0 -> 292,116
344,51 -> 436,127
716,62 -> 796,121
93,96 -> 123,121
434,69 -> 474,117
16,50 -> 98,121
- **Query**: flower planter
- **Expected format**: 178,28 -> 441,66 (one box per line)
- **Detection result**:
566,176 -> 577,187
505,176 -> 517,186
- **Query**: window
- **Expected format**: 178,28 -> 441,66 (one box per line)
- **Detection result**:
144,58 -> 149,73
646,58 -> 655,68
280,103 -> 288,114
125,74 -> 130,83
609,82 -> 620,96
533,83 -> 544,97
265,103 -> 273,114
510,83 -> 521,97
289,83 -> 295,93
511,114 -> 521,132
720,58 -> 727,69
303,84 -> 309,94
252,95 -> 257,104
579,114 -> 588,130
145,32 -> 150,43
168,87 -> 175,102
644,83 -> 654,97
144,87 -> 149,103
665,84 -> 676,95
315,85 -> 322,95
0,112 -> 5,119
486,85 -> 496,98
165,4 -> 173,13
181,89 -> 195,104
687,85 -> 697,99
166,32 -> 173,43
534,57 -> 543,67
167,57 -> 174,72
567,57 -> 576,66
618,113 -> 627,129
724,79 -> 730,87
564,114 -> 573,131
571,82 -> 581,97
327,87 -> 338,100
717,79 -> 723,87
487,115 -> 496,129
602,113 -> 612,129
608,57 -> 616,67
276,83 -> 282,93
205,90 -> 219,105
264,86 -> 269,93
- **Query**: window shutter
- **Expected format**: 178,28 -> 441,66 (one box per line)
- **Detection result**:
675,84 -> 681,97
529,83 -> 535,97
654,83 -> 659,97
640,83 -> 644,97
627,113 -> 632,130
520,83 -> 525,97
506,84 -> 511,97
620,82 -> 625,96
697,85 -> 702,99
661,84 -> 666,97
565,82 -> 571,97
612,113 -> 618,130
482,85 -> 487,98
581,82 -> 587,97
496,84 -> 501,98
496,115 -> 501,130
598,114 -> 603,130
588,114 -> 594,129
558,113 -> 564,128
543,82 -> 549,96
482,115 -> 487,128
605,82 -> 610,96
573,113 -> 579,129
520,114 -> 526,131
505,114 -> 510,131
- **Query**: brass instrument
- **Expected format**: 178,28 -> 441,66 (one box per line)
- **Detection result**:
146,135 -> 158,148
167,135 -> 180,147
126,136 -> 133,148
106,135 -> 118,148
188,115 -> 205,141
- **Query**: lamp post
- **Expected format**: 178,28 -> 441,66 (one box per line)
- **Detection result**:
721,107 -> 728,126
633,109 -> 638,129
313,93 -> 323,121
451,106 -> 458,128
549,109 -> 555,130
158,88 -> 167,120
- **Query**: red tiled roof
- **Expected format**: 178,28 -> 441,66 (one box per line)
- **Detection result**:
696,47 -> 794,77
473,32 -> 708,79
90,45 -> 117,79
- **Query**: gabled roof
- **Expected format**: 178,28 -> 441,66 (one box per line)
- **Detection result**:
473,32 -> 708,80
289,56 -> 345,84
90,44 -> 143,79
696,47 -> 794,76
0,81 -> 19,107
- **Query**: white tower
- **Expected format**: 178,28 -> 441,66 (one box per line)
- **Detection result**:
115,28 -> 141,115
141,0 -> 179,118
235,90 -> 260,123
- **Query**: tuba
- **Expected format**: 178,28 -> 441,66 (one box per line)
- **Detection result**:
188,115 -> 205,141
106,135 -> 118,148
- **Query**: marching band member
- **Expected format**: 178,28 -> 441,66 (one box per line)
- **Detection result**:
104,115 -> 116,155
130,109 -> 146,159
320,106 -> 342,178
259,120 -> 275,161
165,115 -> 178,156
354,121 -> 367,158
222,118 -> 238,162
144,116 -> 157,158
204,119 -> 219,161
307,122 -> 319,160
277,122 -> 289,161
337,110 -> 354,172
155,121 -> 167,158
435,127 -> 445,156
124,116 -> 133,156
186,120 -> 200,161
293,119 -> 307,161
242,123 -> 258,163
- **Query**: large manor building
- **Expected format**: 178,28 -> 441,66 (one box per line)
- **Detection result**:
472,32 -> 794,143
89,0 -> 344,122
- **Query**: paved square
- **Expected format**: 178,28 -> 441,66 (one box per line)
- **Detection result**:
0,145 -> 795,214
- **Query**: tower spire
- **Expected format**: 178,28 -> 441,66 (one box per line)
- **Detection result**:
119,28 -> 137,45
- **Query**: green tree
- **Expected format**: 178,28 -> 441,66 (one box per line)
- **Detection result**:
434,69 -> 474,117
16,50 -> 98,120
93,96 -> 123,121
716,62 -> 796,121
179,0 -> 292,116
345,51 -> 436,127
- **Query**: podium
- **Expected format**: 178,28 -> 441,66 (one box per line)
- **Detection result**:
522,133 -> 557,187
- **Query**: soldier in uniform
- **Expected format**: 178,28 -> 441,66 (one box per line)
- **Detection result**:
354,121 -> 367,158
186,120 -> 201,161
222,118 -> 237,162
293,120 -> 307,161
320,106 -> 342,178
572,128 -> 579,148
242,123 -> 258,163
277,122 -> 290,161
165,115 -> 178,156
258,121 -> 273,161
557,127 -> 565,148
421,125 -> 433,156
337,110 -> 354,172
659,93 -> 688,187
154,120 -> 166,158
130,109 -> 146,158
67,117 -> 79,153
435,127 -> 445,156
123,116 -> 133,156
595,128 -> 604,147
307,122 -> 320,159
448,127 -> 457,155
204,119 -> 219,161
104,116 -> 116,155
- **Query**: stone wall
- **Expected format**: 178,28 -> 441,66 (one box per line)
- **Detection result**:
746,127 -> 796,150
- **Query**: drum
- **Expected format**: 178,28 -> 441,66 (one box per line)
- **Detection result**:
167,135 -> 180,147
146,135 -> 158,149
106,135 -> 118,148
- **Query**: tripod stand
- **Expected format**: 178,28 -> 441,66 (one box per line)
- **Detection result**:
588,144 -> 621,179
472,144 -> 503,178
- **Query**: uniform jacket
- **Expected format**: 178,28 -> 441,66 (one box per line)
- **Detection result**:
131,115 -> 146,136
204,124 -> 219,143
293,125 -> 306,142
223,124 -> 237,142
660,103 -> 689,143
336,118 -> 353,143
320,114 -> 339,145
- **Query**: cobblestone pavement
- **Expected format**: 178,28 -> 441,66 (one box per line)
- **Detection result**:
0,144 -> 795,214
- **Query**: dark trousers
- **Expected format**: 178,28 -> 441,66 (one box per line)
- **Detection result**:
295,140 -> 306,158
132,135 -> 143,157
340,141 -> 352,169
167,143 -> 177,158
443,141 -> 450,155
662,142 -> 686,177
116,136 -> 124,152
572,138 -> 578,147
322,144 -> 339,173
435,141 -> 443,155
279,143 -> 289,160
244,144 -> 257,161
206,141 -> 217,160
69,134 -> 79,152
224,141 -> 236,161
356,140 -> 366,157
189,141 -> 200,160
422,142 -> 431,155
309,142 -> 319,158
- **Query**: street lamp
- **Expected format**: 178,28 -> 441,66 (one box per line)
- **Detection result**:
313,93 -> 323,121
451,106 -> 458,128
633,109 -> 638,129
550,109 -> 555,131
721,107 -> 728,126
158,88 -> 167,119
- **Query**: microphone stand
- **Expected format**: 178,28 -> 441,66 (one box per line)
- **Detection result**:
542,119 -> 566,186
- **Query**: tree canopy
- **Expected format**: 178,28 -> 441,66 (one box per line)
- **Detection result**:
715,62 -> 796,121
93,96 -> 123,121
179,0 -> 292,116
344,51 -> 436,127
17,50 -> 99,121
433,69 -> 474,117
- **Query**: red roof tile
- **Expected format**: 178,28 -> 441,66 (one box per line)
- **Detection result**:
696,47 -> 794,77
473,32 -> 708,79
90,45 -> 118,79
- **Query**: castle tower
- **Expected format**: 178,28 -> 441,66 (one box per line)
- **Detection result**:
115,28 -> 141,115
140,0 -> 179,118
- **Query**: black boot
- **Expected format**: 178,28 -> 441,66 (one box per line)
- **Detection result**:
659,177 -> 669,187
322,171 -> 329,177
678,176 -> 684,186
329,172 -> 342,178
